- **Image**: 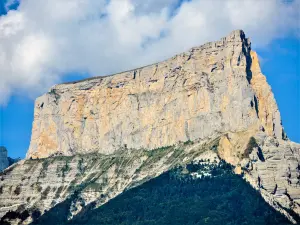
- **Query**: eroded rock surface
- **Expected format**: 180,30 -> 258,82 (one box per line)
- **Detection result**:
0,30 -> 299,224
241,134 -> 300,223
27,30 -> 282,159
0,141 -> 218,224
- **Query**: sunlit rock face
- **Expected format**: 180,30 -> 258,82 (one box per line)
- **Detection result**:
0,147 -> 9,172
0,30 -> 299,224
26,30 -> 283,159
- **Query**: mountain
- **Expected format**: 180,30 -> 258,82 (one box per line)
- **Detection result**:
30,161 -> 293,225
26,30 -> 283,159
0,147 -> 21,172
0,30 -> 299,225
0,147 -> 9,172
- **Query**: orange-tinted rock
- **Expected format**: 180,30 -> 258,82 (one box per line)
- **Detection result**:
27,30 -> 273,159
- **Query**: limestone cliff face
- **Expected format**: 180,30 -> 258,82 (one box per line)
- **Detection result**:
26,30 -> 283,159
250,51 -> 284,139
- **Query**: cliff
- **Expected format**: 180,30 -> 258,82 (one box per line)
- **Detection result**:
26,30 -> 283,160
0,30 -> 299,224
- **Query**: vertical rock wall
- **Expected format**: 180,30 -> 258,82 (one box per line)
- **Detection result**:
26,30 -> 283,159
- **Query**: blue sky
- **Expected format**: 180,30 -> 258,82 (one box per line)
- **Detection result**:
0,0 -> 299,158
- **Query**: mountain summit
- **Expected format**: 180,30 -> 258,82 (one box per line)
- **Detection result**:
26,30 -> 282,159
0,30 -> 299,224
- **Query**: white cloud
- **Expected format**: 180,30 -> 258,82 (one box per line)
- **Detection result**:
0,0 -> 299,105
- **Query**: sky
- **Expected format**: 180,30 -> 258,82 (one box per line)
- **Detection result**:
0,0 -> 299,158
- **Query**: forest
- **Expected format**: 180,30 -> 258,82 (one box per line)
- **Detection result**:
30,161 -> 292,225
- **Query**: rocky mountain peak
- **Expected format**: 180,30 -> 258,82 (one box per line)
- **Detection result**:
0,30 -> 298,224
26,30 -> 282,160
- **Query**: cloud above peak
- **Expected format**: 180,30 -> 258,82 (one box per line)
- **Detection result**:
0,0 -> 299,105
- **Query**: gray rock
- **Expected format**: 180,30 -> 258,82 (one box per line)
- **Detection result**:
241,134 -> 300,223
26,30 -> 283,159
0,141 -> 219,224
0,147 -> 9,172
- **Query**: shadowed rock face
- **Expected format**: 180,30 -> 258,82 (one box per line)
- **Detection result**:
0,147 -> 9,172
0,30 -> 299,224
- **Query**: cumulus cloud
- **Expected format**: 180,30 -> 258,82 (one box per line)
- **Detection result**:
0,0 -> 299,105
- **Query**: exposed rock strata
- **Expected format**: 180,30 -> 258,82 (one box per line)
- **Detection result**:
0,30 -> 299,224
27,30 -> 282,159
235,133 -> 299,224
0,141 -> 218,224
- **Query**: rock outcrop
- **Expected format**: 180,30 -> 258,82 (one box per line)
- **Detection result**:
0,147 -> 9,172
27,30 -> 282,159
244,134 -> 300,223
0,30 -> 299,224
